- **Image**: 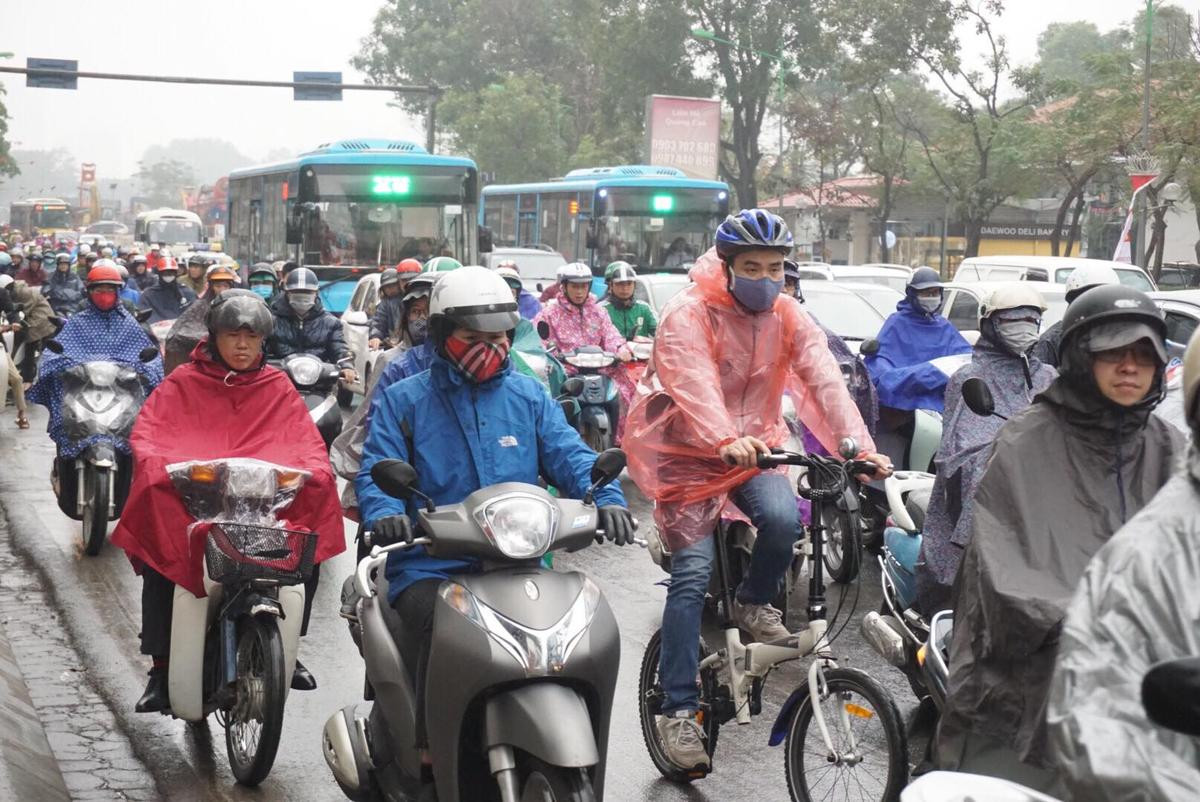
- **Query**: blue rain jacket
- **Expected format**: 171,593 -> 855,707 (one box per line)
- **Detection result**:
357,353 -> 625,601
865,298 -> 971,411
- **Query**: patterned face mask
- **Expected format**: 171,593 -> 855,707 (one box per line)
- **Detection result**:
444,335 -> 510,383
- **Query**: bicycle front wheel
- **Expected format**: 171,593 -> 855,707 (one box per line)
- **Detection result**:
783,667 -> 907,802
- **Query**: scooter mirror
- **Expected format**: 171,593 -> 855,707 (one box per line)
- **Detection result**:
44,339 -> 64,354
859,338 -> 880,356
371,459 -> 419,501
134,307 -> 153,324
561,377 -> 585,397
1142,657 -> 1200,737
838,437 -> 859,460
591,448 -> 627,486
138,346 -> 160,363
536,320 -> 551,340
962,377 -> 996,417
559,398 -> 580,420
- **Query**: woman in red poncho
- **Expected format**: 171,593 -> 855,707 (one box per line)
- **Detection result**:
111,289 -> 345,712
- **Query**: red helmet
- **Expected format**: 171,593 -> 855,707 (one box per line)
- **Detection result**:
0,242 -> 7,252
86,260 -> 124,288
395,258 -> 423,274
157,256 -> 180,272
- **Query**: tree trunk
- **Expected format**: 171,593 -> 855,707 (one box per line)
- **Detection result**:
964,219 -> 983,258
1065,193 -> 1087,258
1050,190 -> 1075,258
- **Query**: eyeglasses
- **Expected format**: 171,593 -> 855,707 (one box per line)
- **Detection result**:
1093,343 -> 1159,367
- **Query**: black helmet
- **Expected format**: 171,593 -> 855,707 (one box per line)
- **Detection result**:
1058,284 -> 1167,364
379,268 -> 401,290
284,267 -> 320,292
188,253 -> 215,267
206,289 -> 274,338
906,267 -> 941,291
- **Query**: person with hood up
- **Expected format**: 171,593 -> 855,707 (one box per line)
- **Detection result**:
16,250 -> 47,287
623,209 -> 890,772
137,257 -> 196,324
1046,326 -> 1200,802
129,254 -> 156,291
914,284 -> 1056,617
266,267 -> 354,382
938,284 -> 1183,793
111,290 -> 344,712
1030,262 -> 1120,368
162,263 -> 240,374
0,274 -> 29,428
865,266 -> 971,412
600,261 -> 658,340
495,259 -> 541,320
27,262 -> 164,490
43,252 -> 86,317
4,273 -> 57,385
181,253 -> 212,296
368,268 -> 406,350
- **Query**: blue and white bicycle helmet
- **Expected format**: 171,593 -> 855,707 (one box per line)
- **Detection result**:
715,208 -> 793,258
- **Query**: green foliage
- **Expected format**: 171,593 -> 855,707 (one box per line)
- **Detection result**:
135,159 -> 195,208
0,81 -> 17,182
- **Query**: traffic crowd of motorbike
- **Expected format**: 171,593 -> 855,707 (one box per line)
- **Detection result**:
2,207 -> 1199,802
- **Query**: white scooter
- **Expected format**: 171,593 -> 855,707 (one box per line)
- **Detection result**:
163,457 -> 317,786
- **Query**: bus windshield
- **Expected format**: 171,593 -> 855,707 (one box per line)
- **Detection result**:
148,220 -> 202,244
302,202 -> 467,266
594,188 -> 725,270
34,208 -> 72,229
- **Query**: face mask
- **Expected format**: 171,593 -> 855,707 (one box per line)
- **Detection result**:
159,272 -> 177,284
250,283 -> 273,299
917,295 -> 942,315
90,289 -> 118,311
730,274 -> 782,312
407,317 -> 429,345
289,293 -> 316,315
994,319 -> 1040,354
444,335 -> 510,383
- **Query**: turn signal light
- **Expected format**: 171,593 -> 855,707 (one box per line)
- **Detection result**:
190,464 -> 219,484
916,644 -> 928,667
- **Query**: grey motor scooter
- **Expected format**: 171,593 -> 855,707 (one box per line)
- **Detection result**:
324,450 -> 630,802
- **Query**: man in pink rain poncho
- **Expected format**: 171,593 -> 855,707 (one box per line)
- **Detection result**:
625,209 -> 892,772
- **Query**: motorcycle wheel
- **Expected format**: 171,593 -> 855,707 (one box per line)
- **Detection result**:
637,628 -> 720,783
821,499 -> 862,584
81,467 -> 109,556
581,423 -> 610,453
783,667 -> 907,802
517,756 -> 595,802
225,617 -> 287,786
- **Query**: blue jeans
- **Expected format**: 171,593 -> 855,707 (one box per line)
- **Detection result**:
659,472 -> 800,714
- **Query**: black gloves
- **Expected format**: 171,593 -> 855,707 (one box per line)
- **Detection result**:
598,506 -> 636,546
373,515 -> 414,546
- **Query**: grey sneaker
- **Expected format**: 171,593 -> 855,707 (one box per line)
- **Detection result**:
656,711 -> 710,770
731,599 -> 792,643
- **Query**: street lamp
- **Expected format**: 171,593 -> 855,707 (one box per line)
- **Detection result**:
691,28 -> 792,211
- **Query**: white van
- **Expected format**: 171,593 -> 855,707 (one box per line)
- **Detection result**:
481,246 -> 567,293
954,255 -> 1156,292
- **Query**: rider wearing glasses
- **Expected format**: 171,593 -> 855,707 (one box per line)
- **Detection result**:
624,209 -> 890,771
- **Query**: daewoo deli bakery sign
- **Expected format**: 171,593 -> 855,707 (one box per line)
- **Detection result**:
979,224 -> 1074,240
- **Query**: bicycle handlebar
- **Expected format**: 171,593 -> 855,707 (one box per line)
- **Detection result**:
754,449 -> 878,478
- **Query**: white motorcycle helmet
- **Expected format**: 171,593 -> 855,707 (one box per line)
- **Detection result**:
980,284 -> 1048,320
1064,263 -> 1120,302
429,265 -> 520,333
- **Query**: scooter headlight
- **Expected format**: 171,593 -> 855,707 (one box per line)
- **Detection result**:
472,493 -> 557,559
565,351 -> 614,369
287,355 -> 323,387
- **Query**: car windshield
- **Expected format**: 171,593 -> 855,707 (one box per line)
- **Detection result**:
86,222 -> 126,235
35,209 -> 72,229
837,273 -> 909,292
803,287 -> 884,340
302,202 -> 467,267
847,286 -> 904,317
148,220 -> 202,244
635,275 -> 691,314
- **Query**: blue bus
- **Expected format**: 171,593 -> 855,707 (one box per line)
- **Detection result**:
480,166 -> 729,273
227,139 -> 479,313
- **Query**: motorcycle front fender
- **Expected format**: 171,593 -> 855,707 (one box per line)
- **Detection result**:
578,405 -> 610,435
484,683 -> 599,767
83,440 -> 116,468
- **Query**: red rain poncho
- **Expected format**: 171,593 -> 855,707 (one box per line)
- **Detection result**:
625,249 -> 874,550
111,341 -> 345,597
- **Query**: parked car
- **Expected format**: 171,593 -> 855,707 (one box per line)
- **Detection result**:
831,265 -> 911,293
482,246 -> 567,294
954,255 -> 1156,291
83,221 -> 129,236
1151,290 -> 1200,347
633,273 -> 692,317
793,261 -> 834,280
843,282 -> 905,317
941,281 -> 1068,344
1155,262 -> 1200,290
799,280 -> 885,351
338,273 -> 392,404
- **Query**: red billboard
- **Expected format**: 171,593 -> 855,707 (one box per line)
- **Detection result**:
644,95 -> 721,180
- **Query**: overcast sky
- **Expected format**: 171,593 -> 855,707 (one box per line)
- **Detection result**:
2,0 -> 1192,181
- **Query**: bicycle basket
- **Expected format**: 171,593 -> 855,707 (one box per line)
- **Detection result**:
204,522 -> 318,585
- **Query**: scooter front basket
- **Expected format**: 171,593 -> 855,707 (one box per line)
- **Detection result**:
204,522 -> 317,585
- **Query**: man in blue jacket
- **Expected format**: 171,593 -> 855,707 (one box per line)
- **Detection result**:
864,266 -> 971,411
356,265 -> 635,755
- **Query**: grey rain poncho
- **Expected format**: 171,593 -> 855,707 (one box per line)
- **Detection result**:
915,332 -> 1056,616
1047,447 -> 1200,801
938,332 -> 1183,784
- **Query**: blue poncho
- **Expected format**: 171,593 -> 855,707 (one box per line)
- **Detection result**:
27,304 -> 164,456
864,298 -> 971,411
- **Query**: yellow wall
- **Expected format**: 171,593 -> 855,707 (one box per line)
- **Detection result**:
976,238 -> 1063,257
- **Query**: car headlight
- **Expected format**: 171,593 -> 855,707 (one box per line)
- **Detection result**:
472,492 -> 557,559
288,355 -> 322,386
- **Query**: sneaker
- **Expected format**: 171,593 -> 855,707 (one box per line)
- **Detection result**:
731,599 -> 792,643
656,710 -> 710,770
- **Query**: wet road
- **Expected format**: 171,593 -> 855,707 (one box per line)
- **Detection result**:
0,406 -> 917,801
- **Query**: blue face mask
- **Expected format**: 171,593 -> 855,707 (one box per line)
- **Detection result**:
250,283 -> 273,299
730,273 -> 783,312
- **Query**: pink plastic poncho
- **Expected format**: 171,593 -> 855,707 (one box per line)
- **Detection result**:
534,293 -> 636,408
625,249 -> 875,551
